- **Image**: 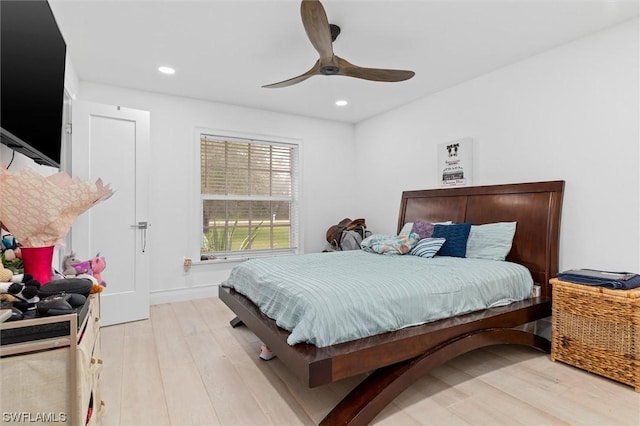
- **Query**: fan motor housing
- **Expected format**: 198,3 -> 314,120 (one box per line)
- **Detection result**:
320,65 -> 339,75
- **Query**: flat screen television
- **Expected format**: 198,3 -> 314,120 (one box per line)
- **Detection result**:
1,0 -> 67,168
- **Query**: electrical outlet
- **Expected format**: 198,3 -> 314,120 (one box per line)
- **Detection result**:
183,257 -> 192,270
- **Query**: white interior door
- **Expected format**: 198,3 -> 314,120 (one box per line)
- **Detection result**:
71,100 -> 150,326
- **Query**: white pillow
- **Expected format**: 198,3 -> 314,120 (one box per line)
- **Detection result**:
399,222 -> 414,236
465,222 -> 516,261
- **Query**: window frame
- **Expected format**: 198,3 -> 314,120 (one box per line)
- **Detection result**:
196,129 -> 301,261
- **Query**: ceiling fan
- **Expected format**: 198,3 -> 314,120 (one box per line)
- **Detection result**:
263,0 -> 415,88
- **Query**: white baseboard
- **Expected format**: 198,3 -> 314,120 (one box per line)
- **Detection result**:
150,283 -> 220,305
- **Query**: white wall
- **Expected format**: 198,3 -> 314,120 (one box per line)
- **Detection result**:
0,146 -> 63,268
70,18 -> 638,303
0,146 -> 56,174
354,19 -> 640,273
76,84 -> 355,303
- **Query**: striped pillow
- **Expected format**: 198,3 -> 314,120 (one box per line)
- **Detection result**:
465,222 -> 516,261
410,237 -> 447,258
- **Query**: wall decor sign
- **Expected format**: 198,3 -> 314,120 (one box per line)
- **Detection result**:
438,138 -> 474,187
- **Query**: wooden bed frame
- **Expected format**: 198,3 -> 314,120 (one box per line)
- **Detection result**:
219,180 -> 565,425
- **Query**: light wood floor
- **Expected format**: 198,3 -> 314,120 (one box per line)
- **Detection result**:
99,297 -> 640,426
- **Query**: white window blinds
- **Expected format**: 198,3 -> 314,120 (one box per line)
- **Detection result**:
200,134 -> 299,257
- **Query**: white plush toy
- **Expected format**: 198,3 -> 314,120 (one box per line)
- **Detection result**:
0,270 -> 41,303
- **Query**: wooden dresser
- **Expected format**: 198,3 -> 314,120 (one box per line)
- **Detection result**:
1,294 -> 104,424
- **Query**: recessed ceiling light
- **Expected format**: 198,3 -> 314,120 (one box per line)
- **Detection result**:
158,66 -> 175,75
335,100 -> 348,106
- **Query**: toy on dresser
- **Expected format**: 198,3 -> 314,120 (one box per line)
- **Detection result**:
0,274 -> 40,303
90,253 -> 107,287
0,262 -> 41,320
60,252 -> 107,294
62,253 -> 88,276
1,229 -> 21,262
1,228 -> 23,274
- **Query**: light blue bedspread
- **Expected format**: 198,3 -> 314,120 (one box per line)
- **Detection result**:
222,250 -> 533,347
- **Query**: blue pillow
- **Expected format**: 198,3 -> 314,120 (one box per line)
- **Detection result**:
410,238 -> 446,258
432,223 -> 472,257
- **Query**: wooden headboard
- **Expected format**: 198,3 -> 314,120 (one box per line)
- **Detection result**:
398,181 -> 564,297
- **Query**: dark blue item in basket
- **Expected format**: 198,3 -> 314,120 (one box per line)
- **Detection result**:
557,269 -> 640,290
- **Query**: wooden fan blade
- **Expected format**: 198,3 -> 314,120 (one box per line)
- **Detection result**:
301,0 -> 333,61
262,61 -> 322,88
336,56 -> 415,82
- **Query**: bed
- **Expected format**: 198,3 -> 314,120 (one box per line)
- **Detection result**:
219,180 -> 564,425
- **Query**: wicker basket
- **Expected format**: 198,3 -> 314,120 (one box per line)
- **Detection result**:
550,278 -> 640,391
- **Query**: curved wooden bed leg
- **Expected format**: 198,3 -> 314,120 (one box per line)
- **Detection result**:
229,316 -> 244,328
320,329 -> 550,426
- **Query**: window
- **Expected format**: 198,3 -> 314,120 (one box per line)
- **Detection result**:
200,133 -> 299,259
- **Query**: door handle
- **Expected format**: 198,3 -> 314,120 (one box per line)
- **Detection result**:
130,221 -> 149,252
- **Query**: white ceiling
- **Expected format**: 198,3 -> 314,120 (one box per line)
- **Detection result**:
49,0 -> 639,124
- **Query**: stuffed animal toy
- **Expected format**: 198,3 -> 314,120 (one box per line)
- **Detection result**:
0,263 -> 12,282
60,252 -> 106,293
0,273 -> 41,303
3,248 -> 17,262
61,252 -> 92,276
90,253 -> 107,287
61,253 -> 81,276
90,282 -> 104,294
1,229 -> 17,251
0,229 -> 21,263
72,260 -> 92,275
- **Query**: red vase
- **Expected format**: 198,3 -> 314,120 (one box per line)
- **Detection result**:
21,246 -> 54,285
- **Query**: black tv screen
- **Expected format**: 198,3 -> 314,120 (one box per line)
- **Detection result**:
1,0 -> 66,168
